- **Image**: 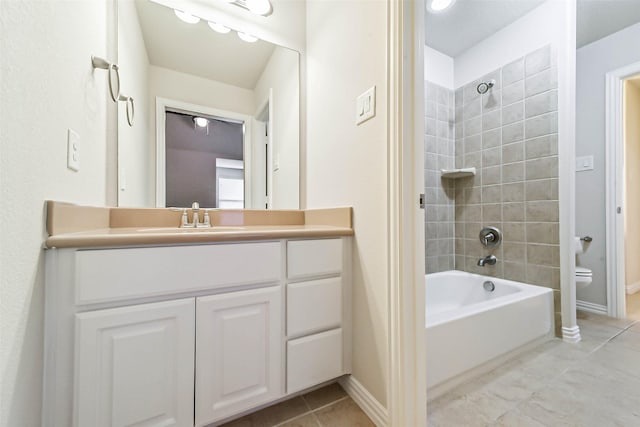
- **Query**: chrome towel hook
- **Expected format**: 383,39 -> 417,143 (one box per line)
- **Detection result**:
91,56 -> 120,102
118,94 -> 135,127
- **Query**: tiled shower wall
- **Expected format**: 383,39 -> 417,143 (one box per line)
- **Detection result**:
454,45 -> 561,329
424,82 -> 455,273
424,45 -> 561,330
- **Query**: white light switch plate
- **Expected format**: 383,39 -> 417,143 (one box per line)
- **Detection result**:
67,129 -> 80,172
356,86 -> 376,125
575,155 -> 594,172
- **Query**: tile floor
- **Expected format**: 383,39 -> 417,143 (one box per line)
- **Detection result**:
626,291 -> 640,320
428,311 -> 640,426
218,382 -> 375,427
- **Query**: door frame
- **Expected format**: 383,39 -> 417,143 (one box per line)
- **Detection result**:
155,97 -> 252,207
605,61 -> 640,318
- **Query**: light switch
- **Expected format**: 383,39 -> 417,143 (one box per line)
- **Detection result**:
356,86 -> 376,125
575,155 -> 594,172
67,129 -> 80,172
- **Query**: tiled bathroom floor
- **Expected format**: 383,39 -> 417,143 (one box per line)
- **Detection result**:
218,382 -> 375,427
428,311 -> 640,426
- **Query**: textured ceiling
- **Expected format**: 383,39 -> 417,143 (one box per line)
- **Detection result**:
135,0 -> 276,89
426,0 -> 640,57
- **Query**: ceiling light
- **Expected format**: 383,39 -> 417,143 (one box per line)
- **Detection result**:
237,32 -> 258,43
427,0 -> 456,13
246,0 -> 272,16
194,117 -> 209,127
208,21 -> 231,34
174,9 -> 200,24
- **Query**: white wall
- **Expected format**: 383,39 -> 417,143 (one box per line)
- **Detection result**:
424,45 -> 454,89
0,1 -> 112,426
306,0 -> 388,407
254,47 -> 300,209
454,0 -> 566,89
118,0 -> 152,207
575,23 -> 640,306
624,80 -> 640,292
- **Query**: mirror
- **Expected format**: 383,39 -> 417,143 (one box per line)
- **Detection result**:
117,0 -> 300,209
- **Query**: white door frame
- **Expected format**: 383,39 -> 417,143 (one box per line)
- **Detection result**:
254,91 -> 274,209
605,61 -> 640,318
155,97 -> 252,207
388,0 -> 426,425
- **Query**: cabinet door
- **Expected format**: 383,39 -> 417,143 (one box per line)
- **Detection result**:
195,287 -> 282,426
75,299 -> 195,427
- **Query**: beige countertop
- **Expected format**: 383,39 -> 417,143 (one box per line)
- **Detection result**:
45,201 -> 353,248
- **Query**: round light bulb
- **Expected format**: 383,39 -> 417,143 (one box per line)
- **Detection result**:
174,9 -> 200,24
246,0 -> 271,16
208,21 -> 231,34
428,0 -> 455,12
237,32 -> 258,43
194,117 -> 209,127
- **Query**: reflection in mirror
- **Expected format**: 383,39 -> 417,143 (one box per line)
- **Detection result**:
117,0 -> 299,209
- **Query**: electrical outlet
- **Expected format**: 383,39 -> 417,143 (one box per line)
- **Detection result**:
67,129 -> 80,172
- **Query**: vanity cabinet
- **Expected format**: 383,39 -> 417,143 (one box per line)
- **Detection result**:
43,237 -> 351,427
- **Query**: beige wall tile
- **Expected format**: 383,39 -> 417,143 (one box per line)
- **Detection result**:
527,244 -> 560,267
503,182 -> 525,202
503,242 -> 526,262
503,162 -> 525,183
525,178 -> 559,201
504,261 -> 527,282
526,201 -> 559,222
502,222 -> 525,242
526,223 -> 560,244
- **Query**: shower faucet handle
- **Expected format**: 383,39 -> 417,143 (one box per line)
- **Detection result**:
479,226 -> 502,248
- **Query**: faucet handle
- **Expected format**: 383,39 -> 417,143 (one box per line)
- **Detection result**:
191,201 -> 200,211
203,209 -> 211,227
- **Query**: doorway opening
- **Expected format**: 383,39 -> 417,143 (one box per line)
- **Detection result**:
605,63 -> 640,320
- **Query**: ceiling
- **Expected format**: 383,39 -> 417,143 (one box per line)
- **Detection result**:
135,0 -> 276,89
426,0 -> 640,57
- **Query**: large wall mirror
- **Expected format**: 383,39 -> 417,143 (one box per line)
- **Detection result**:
117,0 -> 300,209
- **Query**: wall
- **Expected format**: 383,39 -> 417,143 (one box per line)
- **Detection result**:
425,46 -> 454,90
454,47 -> 561,317
254,47 -> 300,209
424,81 -> 455,273
575,22 -> 640,306
306,0 -> 388,407
625,79 -> 640,292
0,1 -> 111,426
118,0 -> 152,207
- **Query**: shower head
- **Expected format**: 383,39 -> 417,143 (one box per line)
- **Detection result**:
476,79 -> 496,94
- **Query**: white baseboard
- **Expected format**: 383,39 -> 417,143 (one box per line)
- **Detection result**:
626,281 -> 640,295
339,375 -> 388,427
576,300 -> 608,315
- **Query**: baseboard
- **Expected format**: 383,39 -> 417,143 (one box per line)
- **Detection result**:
562,325 -> 582,343
576,300 -> 608,315
338,375 -> 388,427
626,281 -> 640,295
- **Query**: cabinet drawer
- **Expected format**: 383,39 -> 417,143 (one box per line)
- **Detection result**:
75,242 -> 281,304
287,277 -> 341,337
287,329 -> 343,393
287,239 -> 342,280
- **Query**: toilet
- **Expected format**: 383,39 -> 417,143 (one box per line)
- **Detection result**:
575,266 -> 593,290
575,236 -> 593,290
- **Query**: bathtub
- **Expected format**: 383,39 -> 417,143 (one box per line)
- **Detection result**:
426,270 -> 554,397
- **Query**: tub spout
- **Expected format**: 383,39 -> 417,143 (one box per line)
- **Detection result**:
477,255 -> 497,266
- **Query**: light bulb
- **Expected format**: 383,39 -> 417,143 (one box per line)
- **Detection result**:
428,0 -> 455,12
194,117 -> 209,127
246,0 -> 271,16
208,21 -> 231,34
174,9 -> 200,24
237,32 -> 258,43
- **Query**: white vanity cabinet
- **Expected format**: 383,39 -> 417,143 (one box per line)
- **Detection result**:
43,237 -> 351,427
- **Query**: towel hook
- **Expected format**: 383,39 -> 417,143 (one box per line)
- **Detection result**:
91,56 -> 120,102
118,94 -> 135,127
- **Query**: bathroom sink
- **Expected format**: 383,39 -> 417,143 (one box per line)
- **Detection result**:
136,226 -> 247,233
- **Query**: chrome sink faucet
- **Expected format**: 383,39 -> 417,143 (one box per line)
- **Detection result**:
180,202 -> 211,228
477,255 -> 497,266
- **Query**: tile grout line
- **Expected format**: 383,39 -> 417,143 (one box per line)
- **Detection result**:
271,396 -> 350,427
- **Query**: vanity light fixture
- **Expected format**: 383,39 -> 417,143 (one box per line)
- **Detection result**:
237,32 -> 258,43
221,0 -> 273,17
208,21 -> 231,34
174,9 -> 200,24
427,0 -> 456,13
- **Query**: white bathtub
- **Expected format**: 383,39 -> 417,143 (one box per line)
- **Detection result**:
426,270 -> 554,396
